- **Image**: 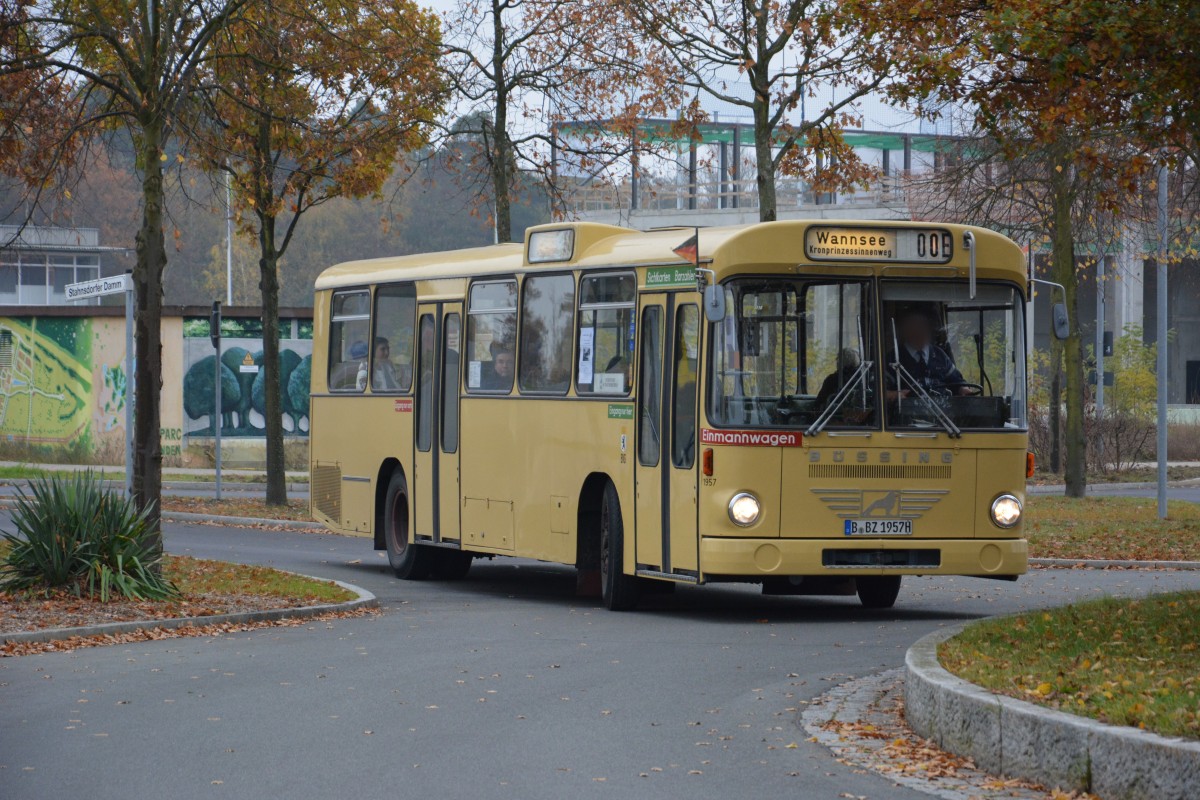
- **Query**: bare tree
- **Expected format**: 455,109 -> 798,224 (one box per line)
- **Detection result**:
618,0 -> 907,221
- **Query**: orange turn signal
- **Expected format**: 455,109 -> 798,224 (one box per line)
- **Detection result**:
1026,452 -> 1035,479
702,448 -> 714,477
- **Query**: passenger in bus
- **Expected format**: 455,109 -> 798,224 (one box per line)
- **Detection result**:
888,306 -> 968,396
372,336 -> 402,391
482,344 -> 514,390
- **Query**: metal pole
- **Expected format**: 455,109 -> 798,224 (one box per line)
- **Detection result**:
214,302 -> 222,502
124,270 -> 134,497
225,169 -> 233,306
1095,256 -> 1105,413
1156,163 -> 1169,519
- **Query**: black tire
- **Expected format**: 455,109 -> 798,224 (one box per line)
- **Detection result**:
384,471 -> 434,580
600,481 -> 640,611
432,549 -> 473,581
856,576 -> 902,609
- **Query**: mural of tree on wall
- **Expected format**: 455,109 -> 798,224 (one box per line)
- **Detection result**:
182,348 -> 310,435
182,356 -> 241,435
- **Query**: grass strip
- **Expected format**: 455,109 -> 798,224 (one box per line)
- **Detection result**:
939,592 -> 1200,740
161,496 -> 312,521
1026,496 -> 1200,562
164,555 -> 353,604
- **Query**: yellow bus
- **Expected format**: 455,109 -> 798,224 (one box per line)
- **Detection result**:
310,220 -> 1040,610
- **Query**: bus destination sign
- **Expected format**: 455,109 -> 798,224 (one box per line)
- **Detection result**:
804,227 -> 954,264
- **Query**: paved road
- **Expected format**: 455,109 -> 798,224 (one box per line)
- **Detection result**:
3,522 -> 1199,800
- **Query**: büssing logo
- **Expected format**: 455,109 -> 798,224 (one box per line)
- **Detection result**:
812,489 -> 948,520
809,450 -> 954,464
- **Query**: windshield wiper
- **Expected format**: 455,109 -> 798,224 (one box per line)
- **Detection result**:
890,362 -> 962,438
806,360 -> 873,437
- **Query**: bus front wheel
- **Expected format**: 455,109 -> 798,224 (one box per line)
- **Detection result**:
600,481 -> 640,611
384,471 -> 433,580
856,576 -> 901,609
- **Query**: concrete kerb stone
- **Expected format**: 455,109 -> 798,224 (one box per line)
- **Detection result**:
1030,557 -> 1200,570
2,576 -> 376,647
906,624 -> 1200,800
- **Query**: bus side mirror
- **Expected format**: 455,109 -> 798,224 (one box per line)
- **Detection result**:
703,284 -> 725,322
1052,303 -> 1069,340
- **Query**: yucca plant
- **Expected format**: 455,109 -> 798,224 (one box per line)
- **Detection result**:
0,471 -> 178,601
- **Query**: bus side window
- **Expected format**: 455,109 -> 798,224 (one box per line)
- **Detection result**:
328,290 -> 371,392
416,315 -> 435,452
466,280 -> 517,394
638,306 -> 662,467
371,284 -> 415,393
519,273 -> 575,394
577,273 -> 636,395
672,304 -> 699,469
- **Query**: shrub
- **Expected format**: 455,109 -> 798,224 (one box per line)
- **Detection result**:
1167,424 -> 1200,461
0,472 -> 178,601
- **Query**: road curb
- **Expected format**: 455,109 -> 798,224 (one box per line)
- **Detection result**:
2,576 -> 376,647
1030,557 -> 1200,570
905,624 -> 1200,800
162,510 -> 328,530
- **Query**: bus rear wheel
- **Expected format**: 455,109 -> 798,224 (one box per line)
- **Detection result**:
384,471 -> 433,580
600,481 -> 640,611
856,576 -> 901,609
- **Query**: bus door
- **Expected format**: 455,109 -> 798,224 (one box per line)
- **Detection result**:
413,303 -> 463,543
635,293 -> 700,578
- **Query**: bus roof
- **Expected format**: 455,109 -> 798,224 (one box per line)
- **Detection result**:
313,219 -> 1025,291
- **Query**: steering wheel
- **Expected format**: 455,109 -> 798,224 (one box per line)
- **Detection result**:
947,382 -> 984,397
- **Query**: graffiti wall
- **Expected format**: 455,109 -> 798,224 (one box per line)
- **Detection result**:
0,309 -> 310,465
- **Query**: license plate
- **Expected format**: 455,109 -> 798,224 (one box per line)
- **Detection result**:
844,519 -> 912,536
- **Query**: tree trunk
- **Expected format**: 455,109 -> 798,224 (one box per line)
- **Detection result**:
1051,166 -> 1087,497
1049,337 -> 1062,473
491,0 -> 512,243
132,115 -> 166,544
753,98 -> 776,222
258,217 -> 287,506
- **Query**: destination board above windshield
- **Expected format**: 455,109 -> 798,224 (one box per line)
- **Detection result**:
804,227 -> 954,264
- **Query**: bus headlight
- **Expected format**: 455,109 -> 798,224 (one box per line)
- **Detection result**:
990,494 -> 1022,528
729,493 -> 761,527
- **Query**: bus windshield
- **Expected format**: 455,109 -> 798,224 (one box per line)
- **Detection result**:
709,278 -> 877,429
882,281 -> 1027,432
707,278 -> 1027,433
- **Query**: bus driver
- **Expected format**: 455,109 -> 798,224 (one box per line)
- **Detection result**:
889,306 -> 969,397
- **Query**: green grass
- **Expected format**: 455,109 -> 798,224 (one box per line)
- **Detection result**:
164,555 -> 353,603
940,592 -> 1200,740
1026,496 -> 1200,561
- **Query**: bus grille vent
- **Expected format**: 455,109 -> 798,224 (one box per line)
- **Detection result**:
808,464 -> 950,480
312,464 -> 342,520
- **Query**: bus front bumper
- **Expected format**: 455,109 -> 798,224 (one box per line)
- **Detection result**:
699,537 -> 1027,578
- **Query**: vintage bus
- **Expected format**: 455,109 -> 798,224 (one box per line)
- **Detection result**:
309,220 -> 1039,610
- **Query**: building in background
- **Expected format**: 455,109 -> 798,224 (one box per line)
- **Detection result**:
0,225 -> 123,306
